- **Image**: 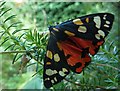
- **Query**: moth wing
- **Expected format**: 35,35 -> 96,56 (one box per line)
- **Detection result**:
43,32 -> 70,88
57,13 -> 114,73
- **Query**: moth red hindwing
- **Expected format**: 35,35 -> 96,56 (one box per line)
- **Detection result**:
43,13 -> 114,88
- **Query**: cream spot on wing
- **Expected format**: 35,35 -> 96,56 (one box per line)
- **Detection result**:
54,53 -> 60,62
46,69 -> 57,76
106,21 -> 110,24
59,71 -> 66,77
53,28 -> 59,32
54,77 -> 57,82
62,68 -> 68,72
104,24 -> 109,28
51,80 -> 54,84
46,50 -> 53,59
95,34 -> 101,40
57,42 -> 62,51
78,26 -> 87,33
45,78 -> 50,81
94,16 -> 101,29
98,30 -> 105,38
64,30 -> 75,36
86,18 -> 89,23
73,19 -> 83,25
103,14 -> 107,20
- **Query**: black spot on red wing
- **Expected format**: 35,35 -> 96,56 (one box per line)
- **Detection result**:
69,62 -> 82,73
94,46 -> 100,54
81,47 -> 89,58
85,61 -> 91,67
65,54 -> 71,59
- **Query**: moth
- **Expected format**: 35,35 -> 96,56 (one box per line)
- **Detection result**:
43,13 -> 114,88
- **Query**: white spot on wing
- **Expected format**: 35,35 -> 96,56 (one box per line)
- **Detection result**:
51,80 -> 54,84
98,30 -> 105,38
45,78 -> 50,81
59,71 -> 66,77
46,69 -> 57,76
94,16 -> 101,29
62,68 -> 68,72
106,21 -> 110,24
54,77 -> 57,82
103,14 -> 107,20
78,26 -> 87,33
104,24 -> 109,28
95,34 -> 101,40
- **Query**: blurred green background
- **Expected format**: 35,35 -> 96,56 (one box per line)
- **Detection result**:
0,1 -> 119,90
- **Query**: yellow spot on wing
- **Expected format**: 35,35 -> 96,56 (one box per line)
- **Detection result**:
46,50 -> 53,59
46,62 -> 51,65
53,28 -> 59,32
54,53 -> 60,62
51,31 -> 55,36
73,19 -> 83,25
78,26 -> 87,33
86,18 -> 89,23
57,42 -> 62,51
64,30 -> 75,36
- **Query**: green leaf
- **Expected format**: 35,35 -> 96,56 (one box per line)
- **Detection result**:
15,54 -> 23,61
12,29 -> 29,35
0,31 -> 5,39
7,22 -> 22,30
108,41 -> 114,52
4,15 -> 16,23
0,36 -> 9,46
0,8 -> 12,17
19,32 -> 27,40
4,44 -> 15,51
0,2 -> 6,7
12,53 -> 18,64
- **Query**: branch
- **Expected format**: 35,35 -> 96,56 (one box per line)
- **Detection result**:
0,50 -> 34,54
94,63 -> 120,72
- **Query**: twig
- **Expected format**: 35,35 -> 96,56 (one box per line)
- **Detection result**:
94,63 -> 120,72
0,50 -> 44,66
0,50 -> 34,54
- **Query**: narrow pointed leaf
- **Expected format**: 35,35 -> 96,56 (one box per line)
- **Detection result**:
0,36 -> 9,46
7,22 -> 22,30
4,44 -> 15,51
0,8 -> 12,17
12,29 -> 29,35
4,15 -> 16,23
12,53 -> 18,64
0,2 -> 6,7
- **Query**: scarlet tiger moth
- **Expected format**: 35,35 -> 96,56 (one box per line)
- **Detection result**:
43,13 -> 114,88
